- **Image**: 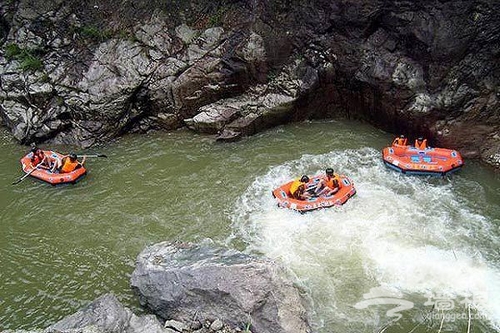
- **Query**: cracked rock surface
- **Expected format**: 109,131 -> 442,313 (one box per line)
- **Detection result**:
0,0 -> 498,167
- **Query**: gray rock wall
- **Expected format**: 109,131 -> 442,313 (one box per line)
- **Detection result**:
1,0 -> 499,167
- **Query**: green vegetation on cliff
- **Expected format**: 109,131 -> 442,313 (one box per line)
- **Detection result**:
4,43 -> 43,71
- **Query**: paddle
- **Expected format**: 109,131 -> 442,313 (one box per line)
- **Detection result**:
78,154 -> 107,158
12,162 -> 43,185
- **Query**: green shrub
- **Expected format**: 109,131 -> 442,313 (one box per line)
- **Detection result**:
56,96 -> 65,106
80,25 -> 101,39
208,8 -> 224,27
20,54 -> 43,71
4,43 -> 44,72
4,43 -> 23,60
77,25 -> 112,41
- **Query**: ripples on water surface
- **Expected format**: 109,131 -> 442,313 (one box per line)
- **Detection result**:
1,121 -> 499,332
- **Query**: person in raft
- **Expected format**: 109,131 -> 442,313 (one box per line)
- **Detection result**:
414,137 -> 428,150
314,168 -> 341,196
290,175 -> 313,200
30,147 -> 52,169
392,134 -> 408,146
52,153 -> 86,173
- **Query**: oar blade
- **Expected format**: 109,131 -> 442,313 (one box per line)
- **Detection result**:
12,171 -> 31,185
12,162 -> 43,185
79,154 -> 107,158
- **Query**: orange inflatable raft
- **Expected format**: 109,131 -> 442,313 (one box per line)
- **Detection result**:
272,174 -> 356,212
382,144 -> 463,176
20,150 -> 87,185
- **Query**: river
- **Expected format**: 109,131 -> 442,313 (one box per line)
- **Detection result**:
1,120 -> 499,332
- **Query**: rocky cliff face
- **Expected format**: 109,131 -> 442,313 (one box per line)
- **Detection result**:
1,0 -> 499,167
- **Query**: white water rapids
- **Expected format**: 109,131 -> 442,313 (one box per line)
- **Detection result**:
230,147 -> 500,332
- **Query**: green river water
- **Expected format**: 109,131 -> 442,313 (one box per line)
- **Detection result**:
1,120 -> 499,332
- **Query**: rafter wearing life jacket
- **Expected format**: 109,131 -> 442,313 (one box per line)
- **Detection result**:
414,137 -> 428,150
392,135 -> 408,146
290,175 -> 310,200
57,153 -> 85,173
314,168 -> 341,196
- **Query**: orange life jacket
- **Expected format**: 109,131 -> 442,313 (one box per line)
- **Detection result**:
60,157 -> 79,173
392,137 -> 407,146
326,174 -> 341,189
415,139 -> 428,150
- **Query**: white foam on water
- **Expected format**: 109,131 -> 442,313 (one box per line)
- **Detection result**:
230,147 -> 500,331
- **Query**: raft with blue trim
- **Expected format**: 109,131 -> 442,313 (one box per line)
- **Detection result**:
382,144 -> 463,176
20,150 -> 87,185
272,174 -> 356,212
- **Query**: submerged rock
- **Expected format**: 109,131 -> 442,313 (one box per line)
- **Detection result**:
2,293 -> 165,333
47,293 -> 165,333
131,240 -> 311,333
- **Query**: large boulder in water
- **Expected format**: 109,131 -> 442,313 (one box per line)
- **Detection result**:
45,293 -> 165,333
130,240 -> 311,333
